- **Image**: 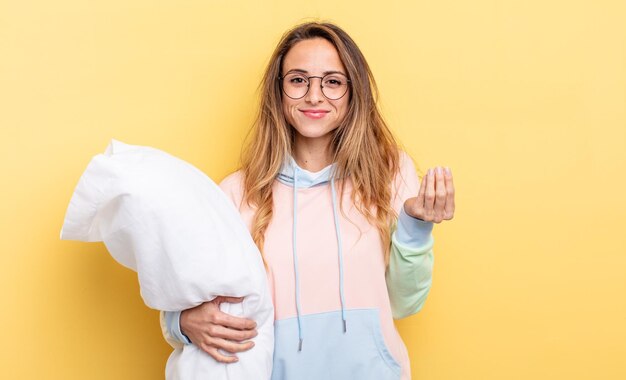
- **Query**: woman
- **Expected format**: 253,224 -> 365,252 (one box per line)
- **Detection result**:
162,21 -> 455,380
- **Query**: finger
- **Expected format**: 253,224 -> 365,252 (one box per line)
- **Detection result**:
214,311 -> 257,330
209,324 -> 258,342
434,167 -> 447,223
423,168 -> 436,221
208,336 -> 255,354
443,167 -> 455,219
415,170 -> 427,206
404,172 -> 427,219
204,345 -> 239,363
214,296 -> 245,304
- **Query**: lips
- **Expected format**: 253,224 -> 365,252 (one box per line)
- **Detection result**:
300,109 -> 330,119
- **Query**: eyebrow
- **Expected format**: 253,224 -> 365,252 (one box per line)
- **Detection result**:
284,68 -> 347,76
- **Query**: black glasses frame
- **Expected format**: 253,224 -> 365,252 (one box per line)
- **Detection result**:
278,73 -> 351,100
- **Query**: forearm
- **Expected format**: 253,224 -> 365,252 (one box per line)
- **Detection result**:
386,208 -> 435,319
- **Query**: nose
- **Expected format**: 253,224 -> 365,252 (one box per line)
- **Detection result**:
304,77 -> 324,104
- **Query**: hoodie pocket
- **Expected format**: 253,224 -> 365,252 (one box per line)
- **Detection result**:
271,309 -> 401,380
368,309 -> 403,376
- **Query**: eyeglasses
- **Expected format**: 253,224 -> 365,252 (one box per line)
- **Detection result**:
279,72 -> 351,100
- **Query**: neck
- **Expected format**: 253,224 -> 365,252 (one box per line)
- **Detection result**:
293,134 -> 333,172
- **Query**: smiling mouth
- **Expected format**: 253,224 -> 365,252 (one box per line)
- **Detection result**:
300,110 -> 329,119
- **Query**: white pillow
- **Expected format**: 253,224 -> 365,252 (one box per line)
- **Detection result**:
60,139 -> 273,380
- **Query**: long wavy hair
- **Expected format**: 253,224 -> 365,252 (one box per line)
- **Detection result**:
241,21 -> 400,266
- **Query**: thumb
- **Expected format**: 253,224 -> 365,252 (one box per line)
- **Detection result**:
214,296 -> 245,304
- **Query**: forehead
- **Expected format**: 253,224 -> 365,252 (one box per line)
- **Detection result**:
282,37 -> 346,74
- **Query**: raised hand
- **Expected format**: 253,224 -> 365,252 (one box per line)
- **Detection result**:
404,166 -> 455,223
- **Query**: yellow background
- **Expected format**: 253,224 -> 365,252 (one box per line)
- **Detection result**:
1,1 -> 624,379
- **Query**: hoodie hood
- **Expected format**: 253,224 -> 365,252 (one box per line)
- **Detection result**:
277,156 -> 336,189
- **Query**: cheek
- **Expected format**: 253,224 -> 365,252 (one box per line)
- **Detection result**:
336,100 -> 349,121
335,90 -> 350,118
282,100 -> 295,124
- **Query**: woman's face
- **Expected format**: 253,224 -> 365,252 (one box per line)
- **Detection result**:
281,38 -> 350,145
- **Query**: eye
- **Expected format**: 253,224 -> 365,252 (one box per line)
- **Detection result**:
286,74 -> 307,85
324,77 -> 343,87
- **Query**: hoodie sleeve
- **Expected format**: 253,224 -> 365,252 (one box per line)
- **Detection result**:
386,152 -> 435,319
160,310 -> 191,348
387,221 -> 435,319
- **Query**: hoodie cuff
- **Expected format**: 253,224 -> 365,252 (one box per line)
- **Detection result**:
165,310 -> 192,345
394,207 -> 434,249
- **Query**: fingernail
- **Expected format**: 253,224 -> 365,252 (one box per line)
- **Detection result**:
436,167 -> 442,175
445,167 -> 452,175
428,168 -> 433,176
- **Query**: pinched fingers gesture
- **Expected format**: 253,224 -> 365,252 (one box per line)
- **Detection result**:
405,166 -> 455,223
180,296 -> 258,363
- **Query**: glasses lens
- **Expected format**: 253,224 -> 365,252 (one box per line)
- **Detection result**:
281,73 -> 350,100
282,73 -> 309,99
321,73 -> 349,100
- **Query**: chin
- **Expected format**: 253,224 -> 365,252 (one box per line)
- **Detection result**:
292,124 -> 338,140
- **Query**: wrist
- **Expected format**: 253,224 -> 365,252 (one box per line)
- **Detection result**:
177,310 -> 193,344
403,198 -> 424,221
394,206 -> 433,248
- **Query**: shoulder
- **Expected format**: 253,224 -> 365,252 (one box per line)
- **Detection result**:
398,150 -> 418,174
219,170 -> 244,191
219,170 -> 245,207
391,150 -> 421,210
394,150 -> 420,187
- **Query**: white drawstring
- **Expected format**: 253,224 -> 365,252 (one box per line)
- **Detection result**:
289,162 -> 348,353
292,167 -> 304,351
330,178 -> 347,333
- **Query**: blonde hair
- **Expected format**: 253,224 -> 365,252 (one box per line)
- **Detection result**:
241,22 -> 400,266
